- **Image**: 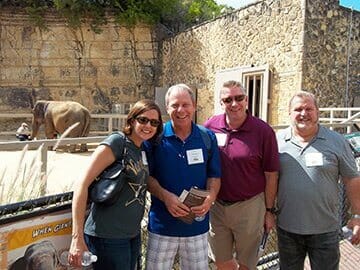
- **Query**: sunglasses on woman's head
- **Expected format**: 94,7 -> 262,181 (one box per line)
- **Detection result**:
135,116 -> 161,127
221,95 -> 246,104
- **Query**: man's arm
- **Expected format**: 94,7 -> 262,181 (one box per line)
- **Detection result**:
264,171 -> 279,233
344,176 -> 360,245
147,176 -> 190,217
191,177 -> 220,216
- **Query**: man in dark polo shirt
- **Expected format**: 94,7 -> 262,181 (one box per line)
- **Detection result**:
204,80 -> 279,270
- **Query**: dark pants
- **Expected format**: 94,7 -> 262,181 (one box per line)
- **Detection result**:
85,233 -> 141,270
16,134 -> 29,141
277,227 -> 340,270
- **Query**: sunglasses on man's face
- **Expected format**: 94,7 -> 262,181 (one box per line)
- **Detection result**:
221,95 -> 246,104
135,116 -> 161,127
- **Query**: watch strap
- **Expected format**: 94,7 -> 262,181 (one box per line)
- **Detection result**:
266,207 -> 277,214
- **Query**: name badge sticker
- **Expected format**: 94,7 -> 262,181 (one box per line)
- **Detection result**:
141,151 -> 148,165
305,152 -> 323,167
215,133 -> 227,147
186,149 -> 204,165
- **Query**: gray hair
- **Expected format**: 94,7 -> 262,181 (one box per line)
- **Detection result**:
165,83 -> 195,106
288,91 -> 319,111
220,80 -> 246,97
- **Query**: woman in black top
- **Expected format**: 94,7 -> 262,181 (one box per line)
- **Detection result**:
69,99 -> 163,269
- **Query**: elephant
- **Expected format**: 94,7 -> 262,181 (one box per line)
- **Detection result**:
9,240 -> 58,270
31,100 -> 91,152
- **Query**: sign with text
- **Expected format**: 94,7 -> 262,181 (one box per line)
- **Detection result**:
0,209 -> 72,269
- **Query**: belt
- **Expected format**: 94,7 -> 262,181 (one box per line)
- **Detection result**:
217,199 -> 244,206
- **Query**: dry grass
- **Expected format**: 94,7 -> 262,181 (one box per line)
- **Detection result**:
0,144 -> 47,204
0,123 -> 81,205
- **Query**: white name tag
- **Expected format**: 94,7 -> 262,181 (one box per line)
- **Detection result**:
141,151 -> 148,165
186,149 -> 204,165
215,133 -> 227,147
305,152 -> 323,167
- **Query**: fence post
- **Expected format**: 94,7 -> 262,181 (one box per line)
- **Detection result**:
40,144 -> 47,196
330,110 -> 334,130
347,109 -> 351,133
108,116 -> 113,133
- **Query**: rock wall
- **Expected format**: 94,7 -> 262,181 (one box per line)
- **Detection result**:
158,0 -> 359,124
159,0 -> 305,124
302,0 -> 360,108
0,9 -> 158,114
0,0 -> 358,127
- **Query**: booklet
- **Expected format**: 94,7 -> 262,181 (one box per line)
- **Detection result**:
178,187 -> 209,224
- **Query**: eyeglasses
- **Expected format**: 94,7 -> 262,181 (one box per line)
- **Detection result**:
221,95 -> 246,104
135,116 -> 161,127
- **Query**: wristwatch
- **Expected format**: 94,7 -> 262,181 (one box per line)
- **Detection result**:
266,207 -> 277,214
352,214 -> 360,219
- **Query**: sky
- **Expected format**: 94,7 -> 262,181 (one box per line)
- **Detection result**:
215,0 -> 360,11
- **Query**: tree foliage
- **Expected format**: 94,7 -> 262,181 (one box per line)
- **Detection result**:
0,0 -> 233,33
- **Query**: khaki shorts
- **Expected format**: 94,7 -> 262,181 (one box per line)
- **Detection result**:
208,193 -> 265,270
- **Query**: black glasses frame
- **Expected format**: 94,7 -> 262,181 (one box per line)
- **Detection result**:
221,95 -> 246,104
135,116 -> 161,127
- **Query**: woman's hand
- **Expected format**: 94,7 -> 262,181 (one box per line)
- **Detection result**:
68,235 -> 88,268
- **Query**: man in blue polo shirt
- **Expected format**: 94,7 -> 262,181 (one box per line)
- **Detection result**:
144,83 -> 221,270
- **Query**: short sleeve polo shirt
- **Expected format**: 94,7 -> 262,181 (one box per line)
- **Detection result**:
204,113 -> 280,201
144,122 -> 221,237
276,126 -> 360,234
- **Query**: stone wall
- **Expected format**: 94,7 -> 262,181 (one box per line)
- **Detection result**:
0,9 -> 158,114
158,0 -> 359,125
159,0 -> 305,124
0,0 -> 358,127
302,0 -> 360,108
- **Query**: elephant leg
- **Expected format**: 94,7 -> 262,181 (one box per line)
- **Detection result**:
80,143 -> 88,152
44,124 -> 57,151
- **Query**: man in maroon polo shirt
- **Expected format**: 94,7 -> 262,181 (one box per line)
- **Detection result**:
204,80 -> 279,270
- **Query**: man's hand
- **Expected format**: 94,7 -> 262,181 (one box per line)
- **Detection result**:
347,217 -> 360,245
191,195 -> 214,216
264,211 -> 276,233
163,192 -> 190,217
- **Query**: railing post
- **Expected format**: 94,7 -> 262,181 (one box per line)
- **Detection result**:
347,109 -> 351,133
108,116 -> 113,133
40,144 -> 47,196
330,110 -> 334,130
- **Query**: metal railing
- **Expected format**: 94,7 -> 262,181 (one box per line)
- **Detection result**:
0,113 -> 128,137
0,107 -> 359,136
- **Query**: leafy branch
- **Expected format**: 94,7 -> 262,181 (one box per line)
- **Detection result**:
0,0 -> 233,33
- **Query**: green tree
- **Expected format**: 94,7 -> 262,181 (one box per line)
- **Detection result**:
0,0 -> 232,33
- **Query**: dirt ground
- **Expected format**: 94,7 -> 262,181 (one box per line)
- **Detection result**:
0,148 -> 94,198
